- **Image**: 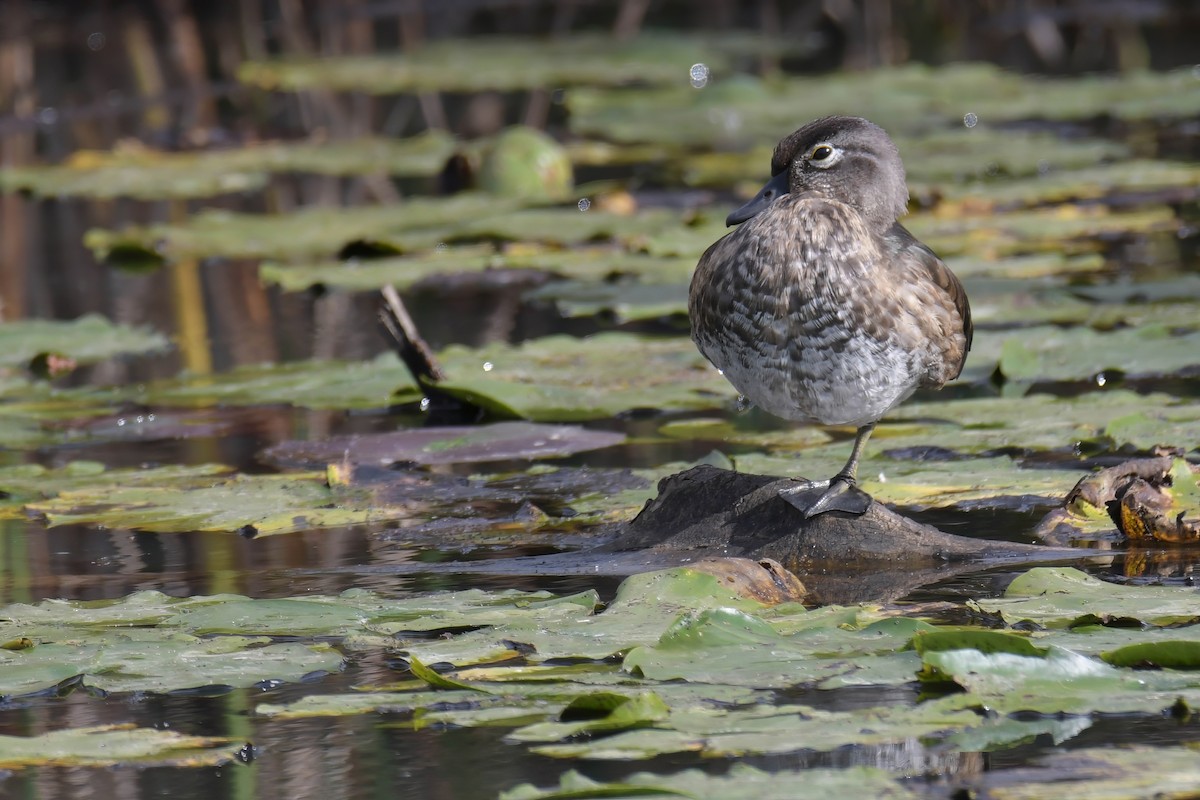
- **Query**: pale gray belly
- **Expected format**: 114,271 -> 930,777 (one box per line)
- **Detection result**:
697,328 -> 924,427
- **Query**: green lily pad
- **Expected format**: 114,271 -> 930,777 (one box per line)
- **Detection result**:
262,421 -> 624,468
941,160 -> 1200,207
906,204 -> 1182,260
450,208 -> 678,247
521,700 -> 981,760
570,64 -> 1200,149
259,246 -> 695,294
4,637 -> 341,696
0,461 -> 226,518
1100,640 -> 1200,669
971,567 -> 1200,628
733,449 -> 1079,510
0,725 -> 244,769
523,279 -> 689,322
237,35 -> 740,93
499,764 -> 917,800
623,609 -> 925,689
888,390 -> 1200,455
922,642 -> 1200,715
19,460 -> 556,536
138,353 -> 417,410
432,333 -> 736,422
0,314 -> 170,368
665,389 -> 1200,464
0,132 -> 457,200
23,466 -> 407,535
985,324 -> 1200,383
84,195 -> 520,265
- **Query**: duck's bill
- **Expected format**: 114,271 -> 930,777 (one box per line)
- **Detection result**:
726,172 -> 789,226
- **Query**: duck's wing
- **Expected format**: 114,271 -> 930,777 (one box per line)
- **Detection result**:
887,223 -> 973,377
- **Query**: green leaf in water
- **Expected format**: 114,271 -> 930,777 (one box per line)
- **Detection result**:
0,725 -> 245,769
971,567 -> 1200,628
0,314 -> 170,369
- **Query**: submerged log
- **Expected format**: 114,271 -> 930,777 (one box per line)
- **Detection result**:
605,465 -> 1077,604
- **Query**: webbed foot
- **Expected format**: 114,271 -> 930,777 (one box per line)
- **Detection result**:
779,476 -> 872,517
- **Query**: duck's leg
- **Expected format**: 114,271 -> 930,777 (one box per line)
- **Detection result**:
779,422 -> 875,517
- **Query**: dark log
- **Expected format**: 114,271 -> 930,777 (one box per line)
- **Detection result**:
351,464 -> 1088,606
604,465 -> 1080,604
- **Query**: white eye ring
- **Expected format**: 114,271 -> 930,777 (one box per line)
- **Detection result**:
808,143 -> 840,168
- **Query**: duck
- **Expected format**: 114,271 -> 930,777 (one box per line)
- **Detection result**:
689,115 -> 972,518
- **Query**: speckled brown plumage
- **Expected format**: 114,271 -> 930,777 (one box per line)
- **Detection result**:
689,115 -> 972,517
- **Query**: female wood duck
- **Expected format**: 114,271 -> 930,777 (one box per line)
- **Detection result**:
690,115 -> 972,517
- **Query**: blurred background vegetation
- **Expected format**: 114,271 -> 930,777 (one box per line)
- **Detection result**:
1,0 -> 1198,363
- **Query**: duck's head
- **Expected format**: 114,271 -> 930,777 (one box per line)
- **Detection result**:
726,115 -> 909,231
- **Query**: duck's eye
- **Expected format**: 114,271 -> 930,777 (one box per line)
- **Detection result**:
811,145 -> 834,161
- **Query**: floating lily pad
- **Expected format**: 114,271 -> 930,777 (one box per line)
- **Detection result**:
500,764 -> 918,800
733,449 -> 1080,511
17,459 -> 636,537
433,333 -> 736,422
262,421 -> 624,468
0,314 -> 170,368
0,725 -> 244,769
967,323 -> 1200,385
0,133 -> 458,200
922,641 -> 1200,716
260,247 -> 693,295
450,207 -> 677,246
0,636 -> 342,696
906,204 -> 1182,260
524,278 -> 689,322
662,390 -> 1200,461
520,700 -> 981,760
0,461 -> 227,519
569,64 -> 1200,148
21,463 -> 429,535
971,567 -> 1200,628
84,195 -> 519,265
139,353 -> 418,411
237,35 -> 741,93
941,160 -> 1200,207
623,608 -> 925,689
881,390 -> 1200,457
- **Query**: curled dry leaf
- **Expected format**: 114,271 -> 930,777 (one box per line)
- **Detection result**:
1033,456 -> 1200,544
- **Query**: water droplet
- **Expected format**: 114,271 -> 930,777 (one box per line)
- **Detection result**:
147,413 -> 156,421
577,197 -> 591,212
963,112 -> 979,128
37,107 -> 59,126
689,62 -> 710,88
1095,372 -> 1107,387
419,397 -> 431,411
116,418 -> 126,427
87,32 -> 106,51
482,361 -> 494,372
735,395 -> 751,412
435,242 -> 448,253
